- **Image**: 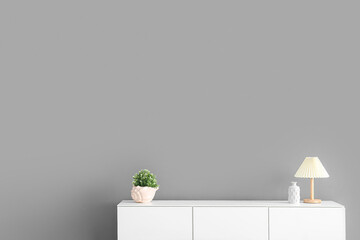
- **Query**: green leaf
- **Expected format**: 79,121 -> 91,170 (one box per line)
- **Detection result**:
132,169 -> 159,188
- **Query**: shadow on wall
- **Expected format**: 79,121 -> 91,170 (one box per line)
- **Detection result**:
79,173 -> 131,240
80,189 -> 124,240
84,200 -> 117,240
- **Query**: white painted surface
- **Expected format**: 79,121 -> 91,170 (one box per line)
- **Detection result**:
117,201 -> 346,240
269,208 -> 346,240
194,207 -> 268,240
117,207 -> 192,240
118,200 -> 344,208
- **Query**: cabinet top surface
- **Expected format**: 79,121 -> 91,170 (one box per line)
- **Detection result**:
118,200 -> 344,208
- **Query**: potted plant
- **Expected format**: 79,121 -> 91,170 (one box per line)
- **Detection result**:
131,169 -> 159,203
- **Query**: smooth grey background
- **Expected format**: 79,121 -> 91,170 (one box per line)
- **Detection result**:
1,1 -> 359,240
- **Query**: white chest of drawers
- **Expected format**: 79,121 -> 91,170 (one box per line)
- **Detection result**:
117,200 -> 345,240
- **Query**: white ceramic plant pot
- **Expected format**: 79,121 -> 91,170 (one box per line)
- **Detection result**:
131,186 -> 159,203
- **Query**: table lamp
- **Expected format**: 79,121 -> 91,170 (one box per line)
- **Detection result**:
294,157 -> 329,204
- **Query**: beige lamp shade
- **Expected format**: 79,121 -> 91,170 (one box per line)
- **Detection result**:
294,157 -> 329,178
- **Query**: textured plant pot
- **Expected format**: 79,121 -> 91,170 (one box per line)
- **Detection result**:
131,186 -> 159,203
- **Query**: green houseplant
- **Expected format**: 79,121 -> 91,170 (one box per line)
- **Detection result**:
131,169 -> 159,203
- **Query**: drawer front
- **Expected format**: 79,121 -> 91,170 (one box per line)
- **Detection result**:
194,207 -> 268,240
118,207 -> 192,240
269,208 -> 346,240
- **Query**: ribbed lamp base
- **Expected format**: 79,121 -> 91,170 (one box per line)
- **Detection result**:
304,199 -> 322,204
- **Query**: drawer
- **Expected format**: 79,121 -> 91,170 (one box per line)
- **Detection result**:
118,207 -> 192,240
269,208 -> 346,240
194,207 -> 268,240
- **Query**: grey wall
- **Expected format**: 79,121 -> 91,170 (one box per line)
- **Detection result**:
1,1 -> 359,240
